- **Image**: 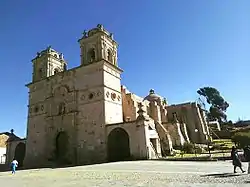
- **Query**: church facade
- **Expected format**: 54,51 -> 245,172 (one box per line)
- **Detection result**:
6,25 -> 210,168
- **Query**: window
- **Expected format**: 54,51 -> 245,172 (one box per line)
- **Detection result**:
88,48 -> 95,62
88,93 -> 94,99
39,68 -> 43,78
34,106 -> 39,113
107,49 -> 112,61
54,68 -> 59,74
54,54 -> 58,58
58,103 -> 66,115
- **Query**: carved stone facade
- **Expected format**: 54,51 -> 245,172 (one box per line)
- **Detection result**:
165,102 -> 210,144
6,25 -> 211,168
122,87 -> 211,154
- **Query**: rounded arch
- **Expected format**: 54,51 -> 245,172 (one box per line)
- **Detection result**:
55,131 -> 69,165
58,102 -> 66,115
107,49 -> 112,62
14,142 -> 26,167
53,85 -> 70,97
54,68 -> 60,74
107,127 -> 131,162
87,48 -> 95,62
38,68 -> 43,78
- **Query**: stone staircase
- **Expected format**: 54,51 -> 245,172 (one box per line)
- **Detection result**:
149,142 -> 159,159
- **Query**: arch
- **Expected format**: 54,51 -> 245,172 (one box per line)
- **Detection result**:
54,85 -> 69,97
55,131 -> 69,164
54,68 -> 60,74
14,142 -> 26,167
87,48 -> 95,62
107,127 -> 131,162
58,102 -> 66,115
38,68 -> 43,78
107,49 -> 112,62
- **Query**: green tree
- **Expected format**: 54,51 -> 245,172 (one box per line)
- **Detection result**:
232,132 -> 250,148
197,87 -> 229,123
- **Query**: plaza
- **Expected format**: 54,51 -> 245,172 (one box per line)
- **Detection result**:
0,161 -> 249,186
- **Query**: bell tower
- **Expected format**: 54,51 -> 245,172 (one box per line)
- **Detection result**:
78,24 -> 118,67
77,24 -> 123,125
31,46 -> 67,82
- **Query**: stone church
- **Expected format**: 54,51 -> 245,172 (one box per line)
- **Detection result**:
5,24 -> 210,168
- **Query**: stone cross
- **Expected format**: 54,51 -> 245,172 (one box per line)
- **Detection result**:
82,30 -> 87,37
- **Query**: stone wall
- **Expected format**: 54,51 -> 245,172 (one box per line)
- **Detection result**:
121,86 -> 145,121
166,102 -> 209,144
25,59 -> 124,168
106,121 -> 148,160
0,147 -> 6,164
6,139 -> 26,166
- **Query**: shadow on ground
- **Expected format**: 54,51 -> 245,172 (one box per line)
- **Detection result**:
0,160 -> 131,172
201,172 -> 242,178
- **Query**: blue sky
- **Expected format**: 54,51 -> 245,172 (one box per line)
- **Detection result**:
0,0 -> 249,137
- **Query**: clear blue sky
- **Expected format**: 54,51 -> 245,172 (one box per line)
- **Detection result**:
0,0 -> 249,137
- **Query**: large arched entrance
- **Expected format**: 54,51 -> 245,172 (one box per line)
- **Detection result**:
14,142 -> 26,167
107,128 -> 131,162
55,131 -> 69,165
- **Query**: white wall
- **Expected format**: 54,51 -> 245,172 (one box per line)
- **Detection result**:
0,147 -> 6,164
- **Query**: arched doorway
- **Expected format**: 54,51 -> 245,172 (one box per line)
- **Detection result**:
107,128 -> 130,162
55,131 -> 69,165
14,142 -> 26,167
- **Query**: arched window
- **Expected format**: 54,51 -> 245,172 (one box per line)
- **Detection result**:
39,68 -> 43,78
107,49 -> 112,62
54,68 -> 60,75
88,48 -> 95,63
58,102 -> 66,115
54,54 -> 58,58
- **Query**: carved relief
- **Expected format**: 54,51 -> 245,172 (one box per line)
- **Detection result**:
111,93 -> 116,100
117,95 -> 121,101
96,90 -> 102,97
106,91 -> 110,98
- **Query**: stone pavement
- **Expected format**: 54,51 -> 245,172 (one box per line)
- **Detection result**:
0,161 -> 249,187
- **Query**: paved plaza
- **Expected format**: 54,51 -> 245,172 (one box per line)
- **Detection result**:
0,161 -> 250,186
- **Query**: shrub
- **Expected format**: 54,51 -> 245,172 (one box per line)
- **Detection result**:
212,144 -> 221,150
181,143 -> 195,154
181,142 -> 203,154
219,146 -> 230,150
232,132 -> 250,148
196,146 -> 203,154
